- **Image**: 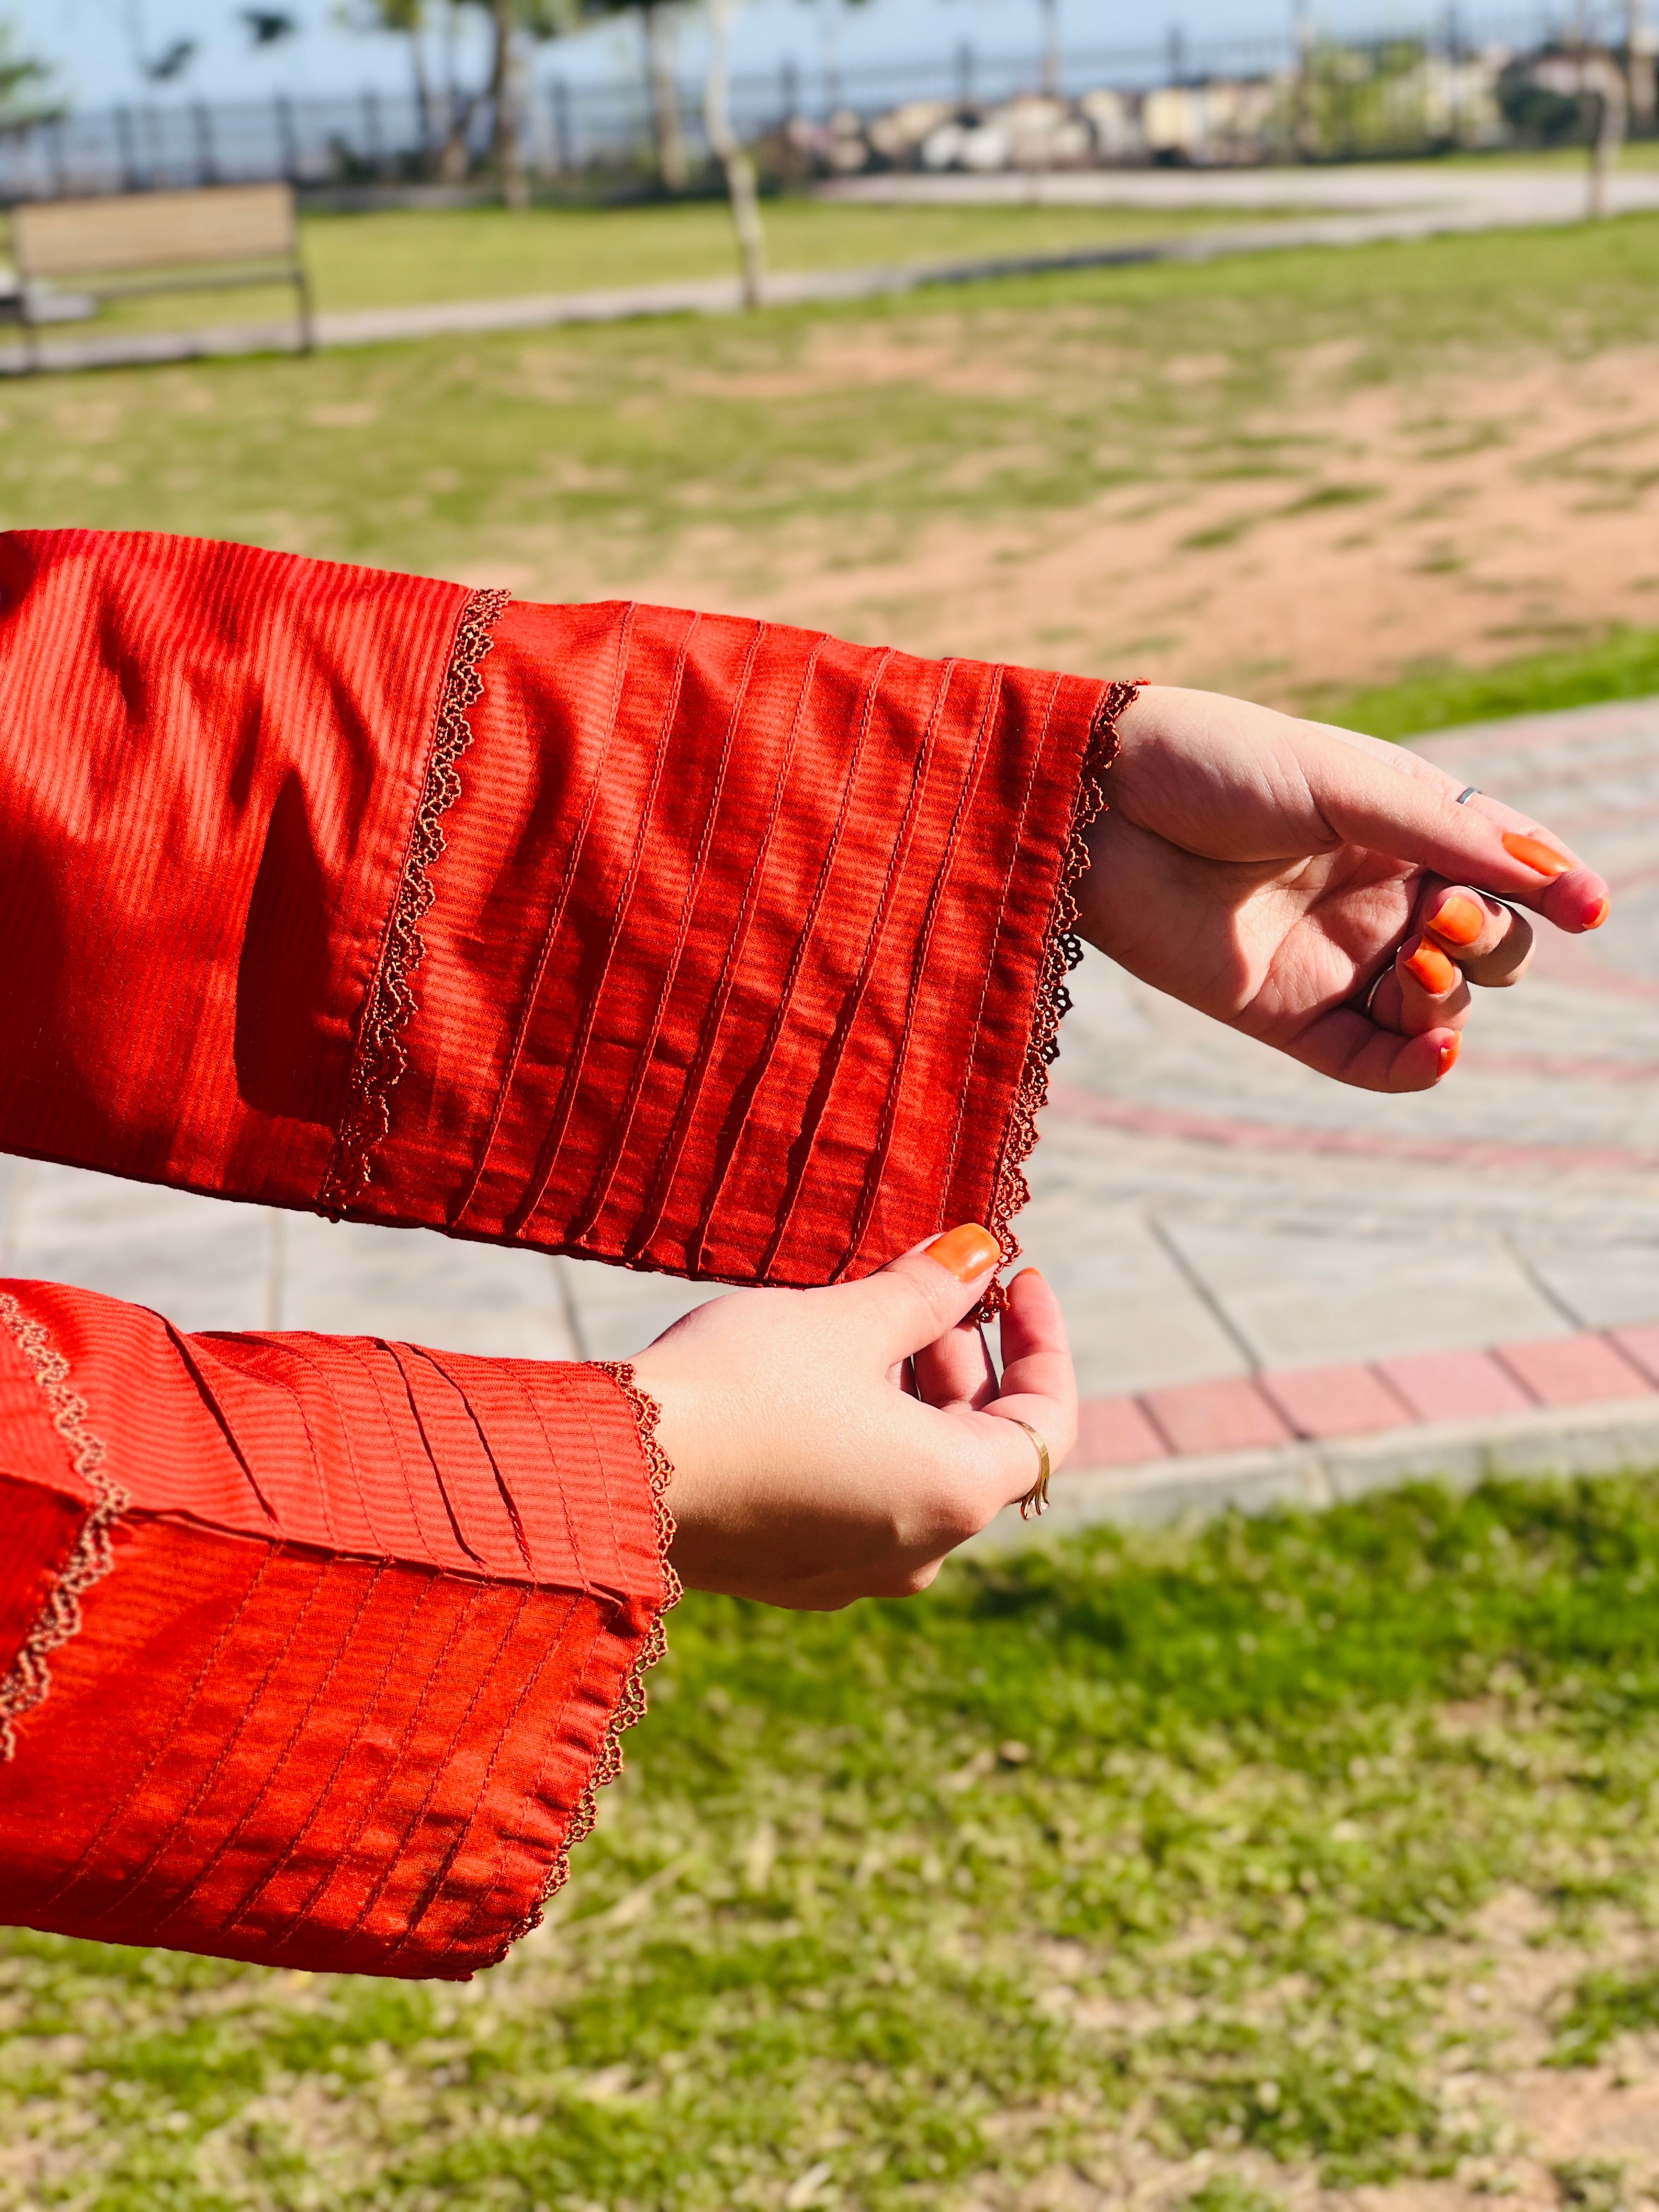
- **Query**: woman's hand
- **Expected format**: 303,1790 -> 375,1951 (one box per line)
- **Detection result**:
1082,686 -> 1611,1092
631,1226 -> 1075,1610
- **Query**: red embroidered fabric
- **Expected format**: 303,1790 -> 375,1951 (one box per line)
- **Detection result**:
0,528 -> 1128,1977
0,1282 -> 668,1978
0,533 -> 1117,1282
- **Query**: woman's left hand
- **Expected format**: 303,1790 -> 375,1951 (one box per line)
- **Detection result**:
1080,685 -> 1611,1093
633,1228 -> 1075,1611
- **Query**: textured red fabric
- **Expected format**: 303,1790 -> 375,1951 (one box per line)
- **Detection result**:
0,529 -> 469,1207
0,532 -> 1115,1282
0,1281 -> 668,1978
0,528 -> 1125,1977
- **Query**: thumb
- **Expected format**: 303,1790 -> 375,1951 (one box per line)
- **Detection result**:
1306,720 -> 1610,934
853,1223 -> 1003,1362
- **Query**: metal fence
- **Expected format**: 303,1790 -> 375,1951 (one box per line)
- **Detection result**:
0,12 -> 1629,205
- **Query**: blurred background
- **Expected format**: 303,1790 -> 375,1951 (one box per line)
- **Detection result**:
8,6 -> 1659,2210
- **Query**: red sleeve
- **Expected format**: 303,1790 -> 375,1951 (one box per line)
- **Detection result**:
0,528 -> 1132,1283
0,528 -> 1133,1978
0,1278 -> 674,1979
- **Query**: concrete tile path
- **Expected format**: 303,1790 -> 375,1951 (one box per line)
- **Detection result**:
7,695 -> 1659,1537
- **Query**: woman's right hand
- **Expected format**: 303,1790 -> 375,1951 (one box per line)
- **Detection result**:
630,1226 -> 1076,1611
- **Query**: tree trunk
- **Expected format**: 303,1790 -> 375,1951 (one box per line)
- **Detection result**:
490,0 -> 528,210
1630,0 -> 1657,127
1289,0 -> 1319,158
1585,49 -> 1627,216
438,91 -> 478,182
1037,0 -> 1060,99
703,0 -> 765,309
407,18 -> 438,171
642,2 -> 688,192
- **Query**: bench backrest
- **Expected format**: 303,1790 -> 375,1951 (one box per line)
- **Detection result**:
12,183 -> 297,281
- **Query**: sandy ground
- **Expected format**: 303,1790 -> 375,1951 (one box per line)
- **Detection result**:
548,334 -> 1659,704
969,1886 -> 1659,2212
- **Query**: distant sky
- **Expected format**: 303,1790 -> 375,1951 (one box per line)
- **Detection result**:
9,0 -> 1557,110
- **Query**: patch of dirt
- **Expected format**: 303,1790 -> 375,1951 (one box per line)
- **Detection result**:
961,1894 -> 1659,2212
569,341 -> 1659,704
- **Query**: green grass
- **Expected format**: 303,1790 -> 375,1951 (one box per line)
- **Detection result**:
1554,1965 -> 1659,2067
287,200 -> 1280,308
3,212 -> 1658,604
20,197 -> 1283,336
10,1474 -> 1659,2208
1318,627 -> 1659,741
1441,139 -> 1659,169
5,210 -> 1659,718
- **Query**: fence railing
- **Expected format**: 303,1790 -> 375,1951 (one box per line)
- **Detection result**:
0,12 -> 1632,206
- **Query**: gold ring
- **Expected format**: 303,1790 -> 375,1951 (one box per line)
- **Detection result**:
1009,1419 -> 1052,1519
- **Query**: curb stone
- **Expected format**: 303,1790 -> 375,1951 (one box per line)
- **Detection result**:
968,1397 -> 1659,1550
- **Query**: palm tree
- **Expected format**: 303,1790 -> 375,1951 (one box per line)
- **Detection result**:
0,17 -> 59,126
352,0 -> 443,162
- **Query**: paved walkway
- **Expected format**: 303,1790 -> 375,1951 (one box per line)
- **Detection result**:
5,696 -> 1659,1537
4,161 -> 1657,374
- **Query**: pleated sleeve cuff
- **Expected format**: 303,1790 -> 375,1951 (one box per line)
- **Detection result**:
364,599 -> 1136,1284
0,1281 -> 677,1980
0,535 -> 1135,1282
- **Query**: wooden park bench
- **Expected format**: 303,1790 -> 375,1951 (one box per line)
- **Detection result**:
10,182 -> 313,370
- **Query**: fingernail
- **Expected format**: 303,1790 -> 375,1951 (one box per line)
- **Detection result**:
1585,894 -> 1609,930
1430,892 -> 1484,946
1438,1035 -> 1461,1077
1405,942 -> 1457,995
1502,830 -> 1571,879
926,1223 -> 1002,1282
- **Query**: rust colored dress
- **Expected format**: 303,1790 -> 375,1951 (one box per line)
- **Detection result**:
0,529 -> 1131,1978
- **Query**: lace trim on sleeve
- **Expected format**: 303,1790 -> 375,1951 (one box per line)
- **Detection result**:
0,1291 -> 126,1761
503,1360 -> 681,1946
320,585 -> 512,1213
982,678 -> 1142,1305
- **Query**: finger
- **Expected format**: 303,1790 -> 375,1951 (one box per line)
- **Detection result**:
1396,934 -> 1472,1037
1421,882 -> 1535,989
1300,721 -> 1610,934
963,1268 -> 1079,1508
1290,1002 -> 1462,1093
993,1267 -> 1075,1426
1368,966 -> 1406,1035
858,1222 -> 1003,1361
913,1318 -> 998,1410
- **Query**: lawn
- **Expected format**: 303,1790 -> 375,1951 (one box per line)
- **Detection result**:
6,207 -> 1659,2210
3,210 -> 1658,708
9,1474 -> 1659,2208
291,199 -> 1283,309
5,196 -> 1282,338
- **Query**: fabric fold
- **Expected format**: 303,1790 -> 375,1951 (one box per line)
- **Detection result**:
0,1279 -> 674,1978
0,531 -> 1128,1285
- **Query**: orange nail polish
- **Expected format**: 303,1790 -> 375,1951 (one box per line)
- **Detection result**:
926,1223 -> 1002,1282
1502,830 -> 1571,879
1438,1035 -> 1461,1077
1430,893 -> 1484,946
1405,943 -> 1457,995
1585,895 -> 1610,930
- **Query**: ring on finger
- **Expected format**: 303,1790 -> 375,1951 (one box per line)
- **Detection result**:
1009,1419 -> 1052,1519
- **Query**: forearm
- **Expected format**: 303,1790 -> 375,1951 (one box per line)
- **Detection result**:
0,529 -> 1136,1286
